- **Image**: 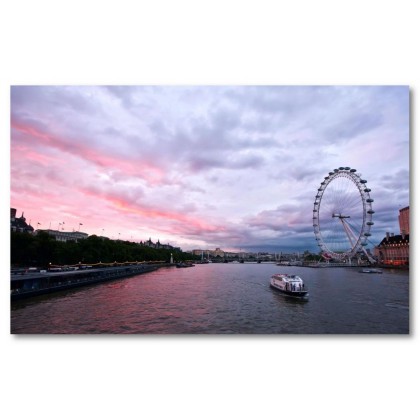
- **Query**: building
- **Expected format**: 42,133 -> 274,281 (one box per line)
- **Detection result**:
375,233 -> 409,266
192,249 -> 213,257
374,206 -> 410,266
211,248 -> 225,258
36,229 -> 88,243
10,208 -> 34,233
398,206 -> 410,235
140,238 -> 180,251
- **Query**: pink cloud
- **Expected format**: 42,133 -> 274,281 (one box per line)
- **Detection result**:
12,117 -> 227,242
79,184 -> 223,235
11,119 -> 167,186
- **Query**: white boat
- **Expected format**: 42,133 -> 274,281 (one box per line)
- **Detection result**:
270,274 -> 308,298
359,268 -> 383,274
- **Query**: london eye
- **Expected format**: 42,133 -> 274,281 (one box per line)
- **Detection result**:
313,167 -> 375,262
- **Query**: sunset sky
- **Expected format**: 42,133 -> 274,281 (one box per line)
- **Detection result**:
10,85 -> 409,252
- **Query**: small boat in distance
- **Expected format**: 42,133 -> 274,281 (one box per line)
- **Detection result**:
359,268 -> 383,274
270,274 -> 308,298
176,262 -> 195,268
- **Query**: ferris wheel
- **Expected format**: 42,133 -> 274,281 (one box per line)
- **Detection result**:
313,167 -> 375,262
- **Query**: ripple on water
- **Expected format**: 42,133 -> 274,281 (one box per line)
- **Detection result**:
11,265 -> 409,334
385,302 -> 409,311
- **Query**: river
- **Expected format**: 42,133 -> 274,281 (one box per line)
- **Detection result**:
10,263 -> 409,334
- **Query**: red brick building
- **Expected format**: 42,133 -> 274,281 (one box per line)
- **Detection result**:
398,206 -> 410,235
374,206 -> 410,266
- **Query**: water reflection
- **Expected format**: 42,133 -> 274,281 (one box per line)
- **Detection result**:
11,264 -> 409,334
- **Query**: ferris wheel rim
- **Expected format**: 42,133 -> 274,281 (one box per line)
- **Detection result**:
313,167 -> 374,260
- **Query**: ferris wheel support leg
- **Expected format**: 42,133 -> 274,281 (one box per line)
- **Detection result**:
340,218 -> 358,248
361,247 -> 376,264
341,218 -> 375,264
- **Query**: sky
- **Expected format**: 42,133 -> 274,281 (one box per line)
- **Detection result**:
10,85 -> 409,253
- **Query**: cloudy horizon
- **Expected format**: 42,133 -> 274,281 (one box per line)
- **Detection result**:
10,85 -> 409,253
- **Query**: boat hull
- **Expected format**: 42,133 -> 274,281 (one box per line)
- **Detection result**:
270,283 -> 308,298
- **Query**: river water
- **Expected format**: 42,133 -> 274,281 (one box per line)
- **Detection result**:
10,263 -> 409,334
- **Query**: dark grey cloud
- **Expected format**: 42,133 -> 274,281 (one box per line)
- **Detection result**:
325,112 -> 383,140
103,86 -> 136,106
379,169 -> 410,192
12,86 -> 102,118
11,112 -> 49,136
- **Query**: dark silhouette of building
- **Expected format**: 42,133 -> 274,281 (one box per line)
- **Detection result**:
140,238 -> 180,251
10,208 -> 34,233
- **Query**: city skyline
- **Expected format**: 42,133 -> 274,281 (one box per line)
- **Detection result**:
11,86 -> 409,252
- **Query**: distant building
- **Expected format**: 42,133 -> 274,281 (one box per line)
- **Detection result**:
192,249 -> 213,257
375,233 -> 409,266
140,238 -> 180,251
212,248 -> 225,258
36,229 -> 88,243
10,208 -> 34,233
191,247 -> 226,258
398,206 -> 410,235
374,206 -> 410,266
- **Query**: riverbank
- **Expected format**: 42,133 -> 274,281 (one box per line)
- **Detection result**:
10,263 -> 173,301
